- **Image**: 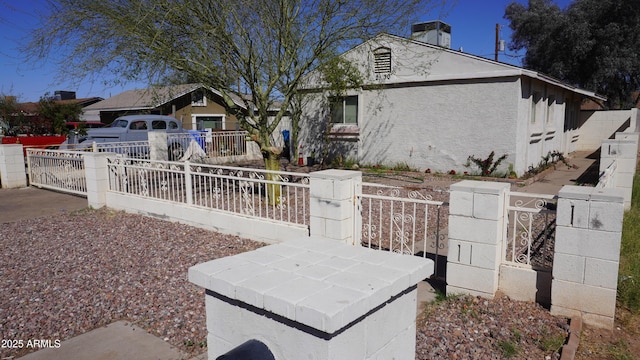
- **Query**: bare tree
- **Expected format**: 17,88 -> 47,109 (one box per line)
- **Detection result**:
27,0 -> 442,202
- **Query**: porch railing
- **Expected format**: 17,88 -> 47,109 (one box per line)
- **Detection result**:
26,148 -> 87,196
504,191 -> 557,268
106,157 -> 310,227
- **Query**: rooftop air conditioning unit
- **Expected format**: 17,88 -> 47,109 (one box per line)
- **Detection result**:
411,20 -> 451,48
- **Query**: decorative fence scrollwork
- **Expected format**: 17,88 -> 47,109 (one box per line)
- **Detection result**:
504,192 -> 557,269
358,183 -> 448,279
26,149 -> 87,196
106,157 -> 310,227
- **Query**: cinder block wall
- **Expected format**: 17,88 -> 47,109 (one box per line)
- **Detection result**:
189,237 -> 434,359
552,185 -> 624,329
447,180 -> 509,298
0,144 -> 27,188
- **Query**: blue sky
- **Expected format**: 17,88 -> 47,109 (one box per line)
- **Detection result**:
0,0 -> 572,102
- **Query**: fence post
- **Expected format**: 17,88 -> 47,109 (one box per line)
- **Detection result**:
84,152 -> 111,208
0,144 -> 27,188
552,185 -> 624,329
149,131 -> 168,161
189,237 -> 433,359
446,180 -> 510,298
184,161 -> 193,206
608,132 -> 639,210
309,169 -> 361,244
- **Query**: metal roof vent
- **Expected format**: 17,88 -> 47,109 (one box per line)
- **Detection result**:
411,20 -> 451,48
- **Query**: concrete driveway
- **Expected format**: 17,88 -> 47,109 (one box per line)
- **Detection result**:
0,187 -> 88,223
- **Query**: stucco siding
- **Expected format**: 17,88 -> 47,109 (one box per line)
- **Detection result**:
357,79 -> 519,173
299,33 -> 603,175
300,80 -> 520,173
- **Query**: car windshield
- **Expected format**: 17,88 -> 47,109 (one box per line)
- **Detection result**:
111,119 -> 129,128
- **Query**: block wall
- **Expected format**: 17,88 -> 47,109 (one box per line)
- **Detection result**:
552,185 -> 624,329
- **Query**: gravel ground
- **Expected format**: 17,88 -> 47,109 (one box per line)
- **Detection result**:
416,293 -> 569,359
0,207 -> 572,359
0,208 -> 265,359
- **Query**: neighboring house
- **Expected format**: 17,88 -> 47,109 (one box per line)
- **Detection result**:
83,83 -> 292,153
4,91 -> 102,135
82,84 -> 249,132
298,27 -> 607,176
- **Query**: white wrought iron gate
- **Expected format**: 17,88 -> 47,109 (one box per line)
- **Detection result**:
357,183 -> 449,280
503,191 -> 557,270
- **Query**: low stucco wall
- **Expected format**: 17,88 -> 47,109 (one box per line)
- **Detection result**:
105,193 -> 308,244
576,109 -> 637,151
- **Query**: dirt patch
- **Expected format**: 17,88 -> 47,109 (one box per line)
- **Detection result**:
575,308 -> 640,360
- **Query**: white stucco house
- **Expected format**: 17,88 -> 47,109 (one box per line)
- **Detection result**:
298,29 -> 606,176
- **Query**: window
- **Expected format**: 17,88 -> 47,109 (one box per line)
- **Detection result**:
168,121 -> 179,130
151,120 -> 166,129
191,90 -> 207,107
373,47 -> 391,74
130,120 -> 147,130
111,119 -> 128,128
330,96 -> 358,125
196,116 -> 224,130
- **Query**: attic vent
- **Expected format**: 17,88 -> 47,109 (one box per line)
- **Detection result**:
373,47 -> 391,74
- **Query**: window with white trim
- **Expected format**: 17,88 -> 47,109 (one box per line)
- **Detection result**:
196,115 -> 224,130
330,96 -> 358,125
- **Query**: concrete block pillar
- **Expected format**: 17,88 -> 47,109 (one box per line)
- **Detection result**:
84,152 -> 111,208
189,237 -> 434,360
0,144 -> 27,188
446,180 -> 510,298
309,170 -> 361,244
149,131 -> 168,161
552,185 -> 624,329
600,136 -> 638,209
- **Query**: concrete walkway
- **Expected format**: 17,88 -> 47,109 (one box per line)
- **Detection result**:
517,151 -> 598,195
18,321 -> 189,360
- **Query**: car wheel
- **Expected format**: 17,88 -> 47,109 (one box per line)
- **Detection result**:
168,143 -> 184,161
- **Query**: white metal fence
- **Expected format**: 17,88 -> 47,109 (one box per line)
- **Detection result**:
26,148 -> 87,196
107,157 -> 310,227
503,191 -> 557,268
169,131 -> 248,157
61,131 -> 249,159
358,183 -> 448,279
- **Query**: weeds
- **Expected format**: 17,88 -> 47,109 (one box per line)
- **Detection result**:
618,169 -> 640,312
523,151 -> 573,179
465,151 -> 508,176
539,332 -> 565,353
361,161 -> 418,173
607,339 -> 633,360
497,339 -> 519,358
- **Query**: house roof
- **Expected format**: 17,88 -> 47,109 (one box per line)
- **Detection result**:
58,97 -> 104,107
15,97 -> 103,116
83,83 -> 247,112
307,33 -> 607,102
